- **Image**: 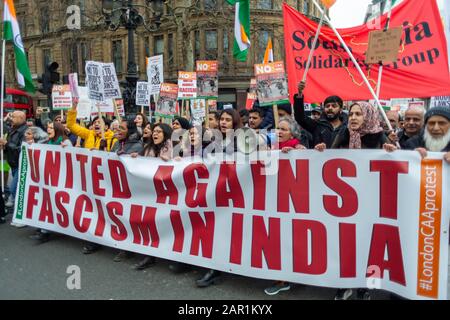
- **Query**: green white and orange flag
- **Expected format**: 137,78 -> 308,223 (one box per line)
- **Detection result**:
3,0 -> 34,93
263,38 -> 274,63
320,0 -> 336,9
227,0 -> 250,62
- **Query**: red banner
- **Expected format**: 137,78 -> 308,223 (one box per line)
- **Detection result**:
283,0 -> 450,103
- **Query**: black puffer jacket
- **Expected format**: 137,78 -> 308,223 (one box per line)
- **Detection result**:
331,129 -> 389,149
294,94 -> 347,148
5,123 -> 27,168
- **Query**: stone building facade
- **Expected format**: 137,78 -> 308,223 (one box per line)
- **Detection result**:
2,0 -> 322,110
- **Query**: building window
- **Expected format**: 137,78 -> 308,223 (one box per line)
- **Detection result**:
40,7 -> 50,34
205,0 -> 217,10
153,0 -> 164,15
69,44 -> 79,73
194,30 -> 201,61
17,15 -> 26,37
154,35 -> 164,56
257,30 -> 271,63
223,30 -> 229,67
205,30 -> 218,60
42,49 -> 52,71
257,0 -> 272,9
112,40 -> 123,74
79,0 -> 86,26
80,43 -> 90,75
303,0 -> 310,15
168,33 -> 174,64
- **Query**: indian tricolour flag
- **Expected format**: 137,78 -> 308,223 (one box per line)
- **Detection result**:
263,38 -> 273,64
3,0 -> 34,93
227,0 -> 250,62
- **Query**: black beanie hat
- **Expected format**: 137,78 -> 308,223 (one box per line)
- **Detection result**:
425,106 -> 450,123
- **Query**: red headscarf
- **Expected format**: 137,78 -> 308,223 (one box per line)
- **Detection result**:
349,102 -> 383,149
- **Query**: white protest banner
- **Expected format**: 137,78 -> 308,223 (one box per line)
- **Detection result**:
85,61 -> 104,102
13,145 -> 450,300
102,63 -> 122,99
196,60 -> 219,99
430,96 -> 450,108
51,85 -> 72,111
136,82 -> 151,107
255,61 -> 289,107
76,87 -> 93,119
68,73 -> 79,99
147,55 -> 164,95
178,71 -> 197,100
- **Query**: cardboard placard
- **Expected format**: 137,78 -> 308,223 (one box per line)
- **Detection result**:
85,61 -> 104,102
255,61 -> 289,107
157,83 -> 178,116
102,63 -> 122,99
52,85 -> 72,111
178,71 -> 197,100
76,87 -> 93,119
365,27 -> 403,64
245,78 -> 257,110
196,60 -> 219,99
136,82 -> 151,107
68,73 -> 79,98
147,55 -> 164,95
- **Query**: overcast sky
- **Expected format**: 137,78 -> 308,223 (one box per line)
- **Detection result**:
329,0 -> 445,28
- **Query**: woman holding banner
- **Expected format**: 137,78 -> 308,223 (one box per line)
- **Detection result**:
195,109 -> 243,288
29,122 -> 71,243
130,123 -> 173,270
315,101 -> 397,300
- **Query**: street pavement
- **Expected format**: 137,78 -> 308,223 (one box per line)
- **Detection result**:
0,214 -> 446,300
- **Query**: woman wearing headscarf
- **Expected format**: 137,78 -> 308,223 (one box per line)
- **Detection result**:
172,116 -> 191,148
315,101 -> 397,300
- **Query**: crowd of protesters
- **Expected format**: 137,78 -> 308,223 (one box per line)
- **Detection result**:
0,80 -> 450,300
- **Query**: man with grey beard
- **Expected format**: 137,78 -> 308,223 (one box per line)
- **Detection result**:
404,106 -> 450,164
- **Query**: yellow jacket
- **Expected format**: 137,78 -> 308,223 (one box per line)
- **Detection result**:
66,109 -> 117,151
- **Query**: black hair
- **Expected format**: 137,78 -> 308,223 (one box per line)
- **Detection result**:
123,116 -> 139,138
143,122 -> 173,157
239,109 -> 249,117
249,107 -> 265,118
323,96 -> 344,108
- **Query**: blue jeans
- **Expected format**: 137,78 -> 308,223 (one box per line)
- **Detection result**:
9,167 -> 18,201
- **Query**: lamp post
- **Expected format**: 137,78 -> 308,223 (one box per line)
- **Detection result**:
102,0 -> 160,115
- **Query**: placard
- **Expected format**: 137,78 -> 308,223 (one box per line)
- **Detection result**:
255,61 -> 289,107
365,27 -> 403,64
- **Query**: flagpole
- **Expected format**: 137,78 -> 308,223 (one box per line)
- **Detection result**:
302,11 -> 325,82
310,0 -> 394,134
1,39 -> 6,193
375,0 -> 394,98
